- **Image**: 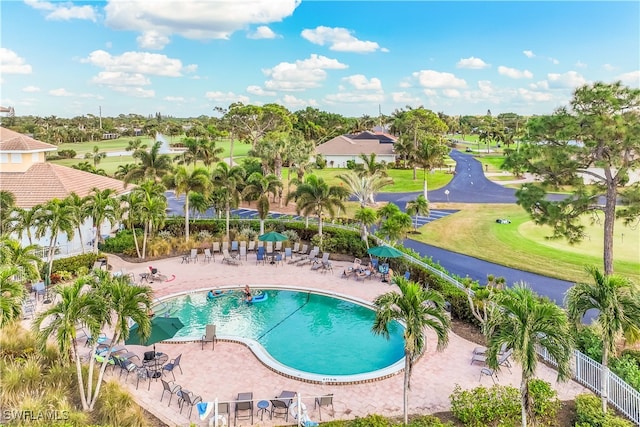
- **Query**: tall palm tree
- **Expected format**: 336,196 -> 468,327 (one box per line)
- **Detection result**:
66,193 -> 90,254
0,190 -> 16,236
0,238 -> 42,282
170,166 -> 211,241
124,141 -> 174,185
131,181 -> 167,259
337,170 -> 393,207
486,284 -> 573,427
175,137 -> 201,167
84,145 -> 106,167
286,174 -> 349,237
34,198 -> 75,286
10,206 -> 40,246
32,278 -> 108,410
242,172 -> 282,235
565,266 -> 640,414
199,138 -> 224,169
211,162 -> 245,238
85,188 -> 119,254
406,195 -> 430,231
354,207 -> 377,248
0,266 -> 27,326
415,138 -> 448,200
378,212 -> 412,244
373,276 -> 450,425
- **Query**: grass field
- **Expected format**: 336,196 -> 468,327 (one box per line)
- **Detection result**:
415,203 -> 640,283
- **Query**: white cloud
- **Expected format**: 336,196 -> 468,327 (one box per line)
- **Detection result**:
49,88 -> 73,97
517,88 -> 553,102
523,50 -> 535,58
342,74 -> 382,91
82,50 -> 190,77
615,70 -> 640,87
164,96 -> 185,102
301,26 -> 385,53
91,71 -> 151,87
205,91 -> 250,104
248,26 -> 277,39
575,61 -> 587,68
278,94 -> 318,109
324,91 -> 384,104
0,48 -> 33,74
412,70 -> 467,88
391,91 -> 421,104
547,71 -> 586,88
549,57 -> 559,65
104,0 -> 300,48
22,86 -> 40,93
25,0 -> 96,21
137,31 -> 171,50
442,89 -> 461,98
529,80 -> 549,90
246,85 -> 276,96
603,63 -> 616,72
456,56 -> 490,69
263,54 -> 347,91
498,66 -> 533,79
111,86 -> 155,98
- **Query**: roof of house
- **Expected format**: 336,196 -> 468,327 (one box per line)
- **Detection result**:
315,135 -> 395,156
0,163 -> 131,208
0,127 -> 57,152
346,130 -> 397,143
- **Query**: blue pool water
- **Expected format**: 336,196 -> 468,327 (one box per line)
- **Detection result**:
158,289 -> 405,377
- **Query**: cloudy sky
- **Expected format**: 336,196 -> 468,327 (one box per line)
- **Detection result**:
1,0 -> 638,119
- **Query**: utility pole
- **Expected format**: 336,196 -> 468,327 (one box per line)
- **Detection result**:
99,106 -> 102,130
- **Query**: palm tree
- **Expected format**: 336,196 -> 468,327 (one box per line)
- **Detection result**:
354,207 -> 377,248
34,198 -> 75,286
0,238 -> 42,282
211,162 -> 245,238
66,193 -> 90,254
175,137 -> 201,167
486,284 -> 573,427
337,170 -> 393,207
378,212 -> 412,244
242,172 -> 282,235
406,195 -> 429,231
415,138 -> 448,200
354,153 -> 388,177
0,190 -> 16,236
199,138 -> 224,169
131,181 -> 167,259
84,145 -> 106,167
85,188 -> 119,254
0,266 -> 27,326
124,141 -> 174,185
372,276 -> 450,425
286,174 -> 349,237
32,278 -> 108,410
170,166 -> 211,241
9,206 -> 40,246
565,266 -> 640,414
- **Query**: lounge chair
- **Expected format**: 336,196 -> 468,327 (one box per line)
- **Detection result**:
320,260 -> 333,274
212,241 -> 221,255
222,241 -> 229,251
479,367 -> 499,384
299,244 -> 309,255
189,248 -> 198,263
311,252 -> 330,270
235,392 -> 253,425
203,248 -> 213,263
315,394 -> 334,421
231,240 -> 239,252
284,247 -> 292,260
266,242 -> 273,254
292,242 -> 300,253
270,399 -> 289,422
275,241 -> 283,251
222,249 -> 241,266
201,324 -> 217,350
297,250 -> 317,266
160,379 -> 182,407
247,240 -> 256,253
276,390 -> 296,408
239,246 -> 247,261
355,268 -> 372,281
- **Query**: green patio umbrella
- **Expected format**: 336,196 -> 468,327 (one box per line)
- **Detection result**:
367,245 -> 404,258
257,231 -> 288,242
125,316 -> 184,346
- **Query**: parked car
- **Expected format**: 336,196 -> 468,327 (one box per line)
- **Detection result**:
495,218 -> 511,224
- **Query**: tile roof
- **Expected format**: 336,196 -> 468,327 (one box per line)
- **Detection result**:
315,135 -> 395,156
0,127 -> 57,152
0,163 -> 130,208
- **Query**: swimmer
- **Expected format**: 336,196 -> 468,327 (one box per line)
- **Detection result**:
243,285 -> 252,302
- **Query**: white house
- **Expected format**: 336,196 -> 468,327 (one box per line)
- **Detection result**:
0,127 -> 130,256
314,131 -> 397,168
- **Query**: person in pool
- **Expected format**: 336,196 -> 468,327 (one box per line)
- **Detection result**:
207,288 -> 223,300
243,285 -> 252,302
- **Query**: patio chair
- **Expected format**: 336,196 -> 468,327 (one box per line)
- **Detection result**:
284,247 -> 292,260
498,348 -> 513,373
311,252 -> 330,270
247,240 -> 256,253
266,242 -> 273,254
274,252 -> 284,266
276,390 -> 296,408
320,260 -> 333,274
160,379 -> 182,407
231,240 -> 239,252
299,244 -> 309,255
292,242 -> 300,253
203,248 -> 213,263
239,246 -> 247,261
222,241 -> 229,251
235,392 -> 253,425
222,249 -> 241,266
315,393 -> 334,421
297,250 -> 317,267
256,240 -> 264,250
162,353 -> 182,380
479,367 -> 499,384
256,249 -> 266,265
275,241 -> 283,251
270,399 -> 289,422
201,324 -> 217,350
404,270 -> 411,280
215,402 -> 230,426
212,241 -> 221,255
189,248 -> 198,263
179,391 -> 202,419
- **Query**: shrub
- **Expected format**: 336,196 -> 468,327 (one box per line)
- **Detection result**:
100,230 -> 138,254
350,414 -> 392,427
408,415 -> 454,426
50,253 -> 101,276
574,393 -> 633,427
57,149 -> 77,159
528,378 -> 560,424
575,326 -> 603,362
610,354 -> 640,391
449,384 -> 520,426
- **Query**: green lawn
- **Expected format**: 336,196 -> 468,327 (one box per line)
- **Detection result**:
414,204 -> 640,283
311,168 -> 453,192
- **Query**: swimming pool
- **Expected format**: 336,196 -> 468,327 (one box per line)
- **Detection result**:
156,288 -> 406,383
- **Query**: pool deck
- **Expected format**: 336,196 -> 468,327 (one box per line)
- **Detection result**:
99,254 -> 587,426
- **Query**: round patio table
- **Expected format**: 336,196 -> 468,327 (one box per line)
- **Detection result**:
142,352 -> 168,378
257,400 -> 270,420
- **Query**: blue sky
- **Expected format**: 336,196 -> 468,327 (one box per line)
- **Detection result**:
1,1 -> 638,119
